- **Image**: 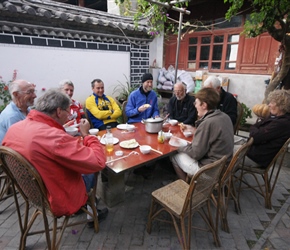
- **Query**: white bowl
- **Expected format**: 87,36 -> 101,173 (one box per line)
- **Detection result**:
89,128 -> 99,135
164,132 -> 172,140
140,145 -> 151,154
65,127 -> 78,136
183,131 -> 193,138
169,119 -> 178,126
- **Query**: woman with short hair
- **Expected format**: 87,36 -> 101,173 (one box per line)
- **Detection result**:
246,89 -> 290,168
170,88 -> 234,181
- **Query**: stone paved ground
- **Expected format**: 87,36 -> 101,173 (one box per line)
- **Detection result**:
0,153 -> 290,250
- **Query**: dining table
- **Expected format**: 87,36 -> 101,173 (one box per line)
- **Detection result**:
96,122 -> 193,207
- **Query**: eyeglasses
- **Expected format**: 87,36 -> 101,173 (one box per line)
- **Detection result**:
174,90 -> 184,94
19,89 -> 37,95
62,109 -> 74,120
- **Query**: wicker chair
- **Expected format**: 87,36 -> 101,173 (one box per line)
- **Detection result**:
237,137 -> 290,209
147,156 -> 227,250
0,146 -> 99,250
212,138 -> 253,233
234,101 -> 243,135
121,100 -> 128,124
83,105 -> 93,128
0,163 -> 13,205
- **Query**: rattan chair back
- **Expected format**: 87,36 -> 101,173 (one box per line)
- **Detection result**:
185,156 -> 228,214
238,137 -> 290,209
121,100 -> 128,124
0,146 -> 99,250
147,155 -> 227,250
215,137 -> 253,232
234,101 -> 243,135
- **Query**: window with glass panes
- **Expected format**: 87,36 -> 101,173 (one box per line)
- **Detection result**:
187,32 -> 239,71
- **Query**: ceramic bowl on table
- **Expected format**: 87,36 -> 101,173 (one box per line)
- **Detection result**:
140,145 -> 151,154
89,128 -> 99,135
164,132 -> 172,140
65,127 -> 78,136
168,119 -> 178,126
183,131 -> 193,138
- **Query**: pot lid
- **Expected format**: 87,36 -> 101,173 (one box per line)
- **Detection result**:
145,117 -> 164,123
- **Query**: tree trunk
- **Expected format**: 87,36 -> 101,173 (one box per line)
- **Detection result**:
263,42 -> 290,103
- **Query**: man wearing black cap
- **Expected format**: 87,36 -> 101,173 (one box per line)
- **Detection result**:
125,73 -> 160,123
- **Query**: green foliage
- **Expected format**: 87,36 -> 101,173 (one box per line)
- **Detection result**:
0,77 -> 12,112
240,103 -> 252,126
224,0 -> 290,38
113,75 -> 136,103
115,0 -> 188,37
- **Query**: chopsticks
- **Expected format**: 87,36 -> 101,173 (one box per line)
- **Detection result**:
150,148 -> 163,155
106,155 -> 130,164
105,151 -> 139,164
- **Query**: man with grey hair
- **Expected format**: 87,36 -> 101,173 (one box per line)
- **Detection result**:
203,76 -> 237,125
2,89 -> 108,223
167,81 -> 197,125
59,79 -> 86,125
0,79 -> 36,144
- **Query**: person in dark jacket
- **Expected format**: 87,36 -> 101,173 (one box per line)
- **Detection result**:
245,89 -> 290,168
167,82 -> 197,125
126,73 -> 159,123
203,76 -> 237,126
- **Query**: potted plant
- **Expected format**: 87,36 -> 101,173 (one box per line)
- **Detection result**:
239,103 -> 253,131
113,75 -> 136,104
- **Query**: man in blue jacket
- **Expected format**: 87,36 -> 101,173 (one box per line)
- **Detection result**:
126,73 -> 159,123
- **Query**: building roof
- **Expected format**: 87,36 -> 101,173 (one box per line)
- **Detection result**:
0,0 -> 152,44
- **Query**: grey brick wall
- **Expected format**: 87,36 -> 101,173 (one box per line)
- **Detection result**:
130,44 -> 150,87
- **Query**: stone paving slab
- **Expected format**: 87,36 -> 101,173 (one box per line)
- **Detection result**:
0,153 -> 290,250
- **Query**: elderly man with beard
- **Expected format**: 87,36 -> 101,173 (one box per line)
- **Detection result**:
0,79 -> 37,144
203,76 -> 237,126
167,82 -> 197,125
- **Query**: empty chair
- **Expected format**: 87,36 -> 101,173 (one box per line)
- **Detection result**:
0,146 -> 99,250
234,101 -> 244,135
147,156 -> 227,249
121,100 -> 128,124
83,105 -> 93,128
213,137 -> 253,233
237,138 -> 290,209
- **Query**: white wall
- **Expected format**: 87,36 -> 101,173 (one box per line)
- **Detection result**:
149,34 -> 164,69
189,72 -> 269,109
0,44 -> 130,105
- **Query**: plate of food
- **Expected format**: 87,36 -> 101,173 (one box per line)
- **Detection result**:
100,137 -> 119,145
117,124 -> 136,130
169,137 -> 188,147
119,139 -> 139,149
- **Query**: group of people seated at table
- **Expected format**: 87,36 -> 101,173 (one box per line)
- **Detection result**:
1,72 -> 290,230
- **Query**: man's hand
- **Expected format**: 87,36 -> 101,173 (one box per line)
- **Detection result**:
79,119 -> 90,137
179,123 -> 196,134
138,104 -> 151,113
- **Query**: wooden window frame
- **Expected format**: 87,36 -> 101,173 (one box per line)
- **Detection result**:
186,28 -> 243,73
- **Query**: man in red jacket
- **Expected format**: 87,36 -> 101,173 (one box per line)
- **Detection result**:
2,89 -> 108,222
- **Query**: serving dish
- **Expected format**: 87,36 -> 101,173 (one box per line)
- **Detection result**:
169,138 -> 187,147
119,139 -> 139,149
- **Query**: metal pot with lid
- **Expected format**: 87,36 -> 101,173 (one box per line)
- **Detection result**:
142,117 -> 165,133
